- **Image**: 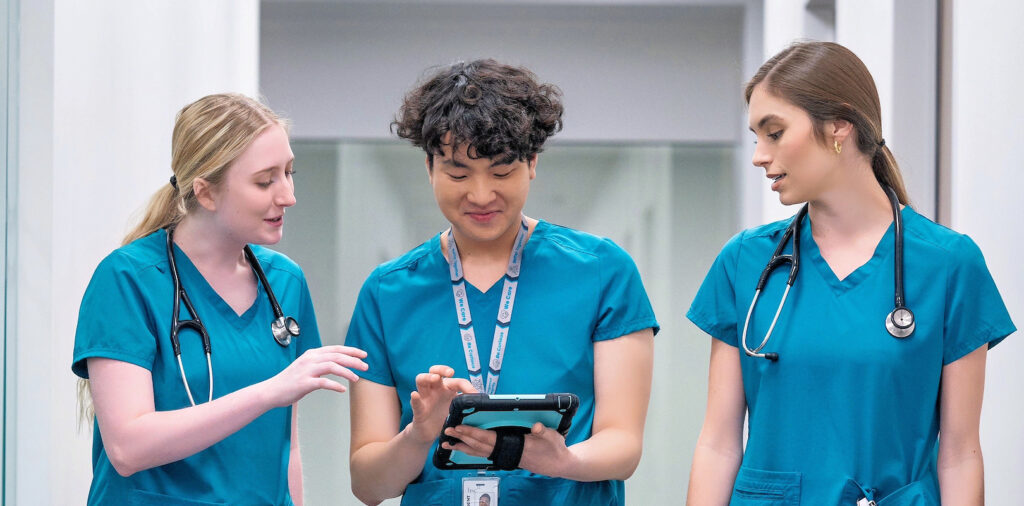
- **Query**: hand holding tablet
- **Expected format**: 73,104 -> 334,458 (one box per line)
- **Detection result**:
433,393 -> 579,471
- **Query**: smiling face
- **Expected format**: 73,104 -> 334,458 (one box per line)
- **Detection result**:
428,142 -> 536,250
748,84 -> 842,205
205,123 -> 296,245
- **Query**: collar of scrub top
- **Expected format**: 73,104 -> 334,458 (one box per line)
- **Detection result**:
445,215 -> 528,395
165,226 -> 300,406
740,185 -> 914,362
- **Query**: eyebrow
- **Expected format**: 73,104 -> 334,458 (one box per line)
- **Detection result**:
438,156 -> 507,169
438,158 -> 468,169
251,159 -> 294,176
749,114 -> 781,132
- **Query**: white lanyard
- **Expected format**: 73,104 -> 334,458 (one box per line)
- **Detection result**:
446,217 -> 528,395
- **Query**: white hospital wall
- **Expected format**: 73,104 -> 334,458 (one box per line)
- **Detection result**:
259,1 -> 744,144
949,1 -> 1024,503
11,1 -> 258,503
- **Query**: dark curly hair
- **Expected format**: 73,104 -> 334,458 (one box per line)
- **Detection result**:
392,59 -> 564,166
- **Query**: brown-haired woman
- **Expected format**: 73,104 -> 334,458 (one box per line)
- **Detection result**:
71,93 -> 368,505
686,42 -> 1014,505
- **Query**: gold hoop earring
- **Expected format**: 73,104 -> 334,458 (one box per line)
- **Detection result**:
834,140 -> 842,155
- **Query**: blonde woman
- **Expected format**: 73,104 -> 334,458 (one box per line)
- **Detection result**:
72,93 -> 367,505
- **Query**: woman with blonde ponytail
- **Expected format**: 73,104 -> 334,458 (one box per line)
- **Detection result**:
686,42 -> 1014,505
72,93 -> 368,505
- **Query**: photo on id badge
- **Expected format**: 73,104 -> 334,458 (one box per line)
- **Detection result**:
463,476 -> 499,506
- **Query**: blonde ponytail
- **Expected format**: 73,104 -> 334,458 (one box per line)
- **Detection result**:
123,183 -> 184,246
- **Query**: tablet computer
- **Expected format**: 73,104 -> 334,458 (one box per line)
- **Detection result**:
433,393 -> 579,471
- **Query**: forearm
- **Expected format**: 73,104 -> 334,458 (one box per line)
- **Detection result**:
936,345 -> 987,505
104,381 -> 274,476
289,405 -> 304,506
686,436 -> 742,505
556,427 -> 643,482
938,444 -> 984,505
350,424 -> 435,504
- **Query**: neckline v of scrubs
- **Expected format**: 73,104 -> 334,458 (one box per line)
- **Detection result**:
432,222 -> 544,296
170,240 -> 266,331
801,208 -> 901,295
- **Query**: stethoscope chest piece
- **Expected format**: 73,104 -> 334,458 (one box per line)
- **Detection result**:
272,316 -> 301,347
885,307 -> 915,338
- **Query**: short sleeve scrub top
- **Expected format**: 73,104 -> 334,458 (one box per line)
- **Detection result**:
345,221 -> 659,506
72,229 -> 322,505
688,206 -> 1015,505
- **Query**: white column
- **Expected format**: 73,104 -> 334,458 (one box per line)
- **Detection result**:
13,1 -> 258,502
835,0 -> 895,142
758,0 -> 808,225
949,1 -> 1024,504
837,0 -> 938,218
736,0 -> 765,230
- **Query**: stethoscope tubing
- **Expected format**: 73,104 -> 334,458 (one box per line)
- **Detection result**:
165,227 -> 299,405
741,185 -> 912,361
889,186 -> 906,309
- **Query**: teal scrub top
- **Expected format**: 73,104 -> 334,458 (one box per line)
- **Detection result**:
687,207 -> 1015,505
72,229 -> 322,505
345,221 -> 659,506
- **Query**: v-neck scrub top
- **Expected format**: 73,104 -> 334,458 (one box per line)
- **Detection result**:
345,221 -> 659,506
687,206 -> 1015,505
72,229 -> 321,505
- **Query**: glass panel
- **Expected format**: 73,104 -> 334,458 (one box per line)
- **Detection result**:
276,139 -> 736,505
1,0 -> 12,497
1,0 -> 13,500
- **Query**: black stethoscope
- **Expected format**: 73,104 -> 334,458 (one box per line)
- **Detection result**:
166,227 -> 300,405
740,185 -> 915,362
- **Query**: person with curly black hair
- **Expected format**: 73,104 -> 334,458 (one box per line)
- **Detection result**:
345,59 -> 659,505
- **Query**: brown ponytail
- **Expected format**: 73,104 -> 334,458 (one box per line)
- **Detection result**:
745,41 -> 910,205
872,144 -> 909,204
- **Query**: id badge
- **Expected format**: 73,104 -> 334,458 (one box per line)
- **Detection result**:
462,475 -> 499,506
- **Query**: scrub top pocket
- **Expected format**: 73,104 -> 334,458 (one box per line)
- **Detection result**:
730,466 -> 801,505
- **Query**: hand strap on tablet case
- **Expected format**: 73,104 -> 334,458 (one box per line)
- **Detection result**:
487,426 -> 528,470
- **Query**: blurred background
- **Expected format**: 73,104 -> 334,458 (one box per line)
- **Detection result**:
3,0 -> 1021,504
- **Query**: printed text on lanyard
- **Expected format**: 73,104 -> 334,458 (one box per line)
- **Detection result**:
446,217 -> 528,395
